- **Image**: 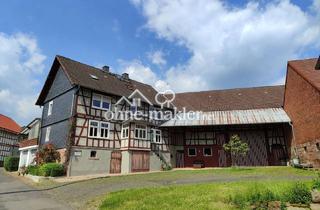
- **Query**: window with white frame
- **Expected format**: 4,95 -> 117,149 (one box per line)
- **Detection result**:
134,124 -> 147,139
151,129 -> 162,143
100,122 -> 109,138
45,127 -> 51,142
203,147 -> 212,156
88,120 -> 109,139
188,148 -> 196,156
92,93 -> 110,110
48,100 -> 53,116
121,124 -> 129,138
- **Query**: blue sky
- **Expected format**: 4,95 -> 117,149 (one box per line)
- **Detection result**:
0,0 -> 319,125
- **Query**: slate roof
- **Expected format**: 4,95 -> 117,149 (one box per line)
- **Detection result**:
0,114 -> 21,133
287,57 -> 320,91
36,55 -> 159,105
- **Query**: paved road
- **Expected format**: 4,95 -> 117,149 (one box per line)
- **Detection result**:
0,168 -> 70,210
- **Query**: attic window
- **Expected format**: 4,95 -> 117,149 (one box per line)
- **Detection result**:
90,74 -> 99,80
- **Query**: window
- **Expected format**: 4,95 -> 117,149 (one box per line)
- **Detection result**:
45,127 -> 51,142
89,120 -> 99,137
92,93 -> 110,110
316,143 -> 320,151
90,74 -> 99,80
134,124 -> 147,139
90,151 -> 97,158
100,122 -> 109,138
48,100 -> 53,116
203,147 -> 212,156
132,98 -> 141,107
151,129 -> 162,143
304,146 -> 308,153
130,105 -> 137,114
121,124 -> 129,138
188,148 -> 196,156
88,120 -> 109,139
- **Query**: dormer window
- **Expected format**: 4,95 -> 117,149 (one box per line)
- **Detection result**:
132,98 -> 141,107
92,93 -> 110,110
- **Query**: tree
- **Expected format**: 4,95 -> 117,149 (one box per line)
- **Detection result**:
34,143 -> 61,165
223,134 -> 249,167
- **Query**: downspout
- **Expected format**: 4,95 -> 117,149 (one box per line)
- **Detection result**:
289,122 -> 298,159
66,85 -> 80,176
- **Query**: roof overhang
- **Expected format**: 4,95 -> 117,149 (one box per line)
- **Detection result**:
160,108 -> 291,127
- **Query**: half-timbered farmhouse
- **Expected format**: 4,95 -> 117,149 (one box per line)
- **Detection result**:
35,55 -> 296,176
0,114 -> 21,166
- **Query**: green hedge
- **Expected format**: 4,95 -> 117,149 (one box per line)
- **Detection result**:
27,163 -> 64,177
4,156 -> 19,172
27,165 -> 40,176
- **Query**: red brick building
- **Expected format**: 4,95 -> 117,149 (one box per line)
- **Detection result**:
284,57 -> 320,167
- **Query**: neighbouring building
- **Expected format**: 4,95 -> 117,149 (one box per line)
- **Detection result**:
18,118 -> 41,168
284,57 -> 320,167
36,55 -> 294,176
0,114 -> 21,166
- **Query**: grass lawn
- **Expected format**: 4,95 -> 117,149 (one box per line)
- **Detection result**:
99,167 -> 317,210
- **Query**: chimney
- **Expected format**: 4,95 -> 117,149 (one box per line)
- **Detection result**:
316,56 -> 320,70
122,73 -> 129,80
102,65 -> 110,73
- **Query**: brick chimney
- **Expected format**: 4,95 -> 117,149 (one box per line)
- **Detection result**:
122,73 -> 129,80
316,56 -> 320,70
102,65 -> 110,73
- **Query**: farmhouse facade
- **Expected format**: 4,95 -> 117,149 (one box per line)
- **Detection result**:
34,55 -> 319,176
18,118 -> 41,168
0,114 -> 21,166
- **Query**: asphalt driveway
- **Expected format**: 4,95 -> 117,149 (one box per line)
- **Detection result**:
0,168 -> 70,210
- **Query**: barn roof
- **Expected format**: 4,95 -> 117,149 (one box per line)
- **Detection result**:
161,108 -> 290,127
0,114 -> 21,133
172,85 -> 285,112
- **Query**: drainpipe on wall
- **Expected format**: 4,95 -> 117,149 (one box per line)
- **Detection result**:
289,122 -> 298,159
66,85 -> 80,177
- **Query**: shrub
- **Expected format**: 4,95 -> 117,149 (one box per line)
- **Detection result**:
162,163 -> 172,171
312,173 -> 320,190
27,165 -> 40,176
39,163 -> 64,177
34,144 -> 61,165
4,156 -> 19,171
230,194 -> 247,209
285,182 -> 312,204
231,186 -> 279,209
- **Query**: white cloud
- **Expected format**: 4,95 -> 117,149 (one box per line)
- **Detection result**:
132,0 -> 320,92
118,59 -> 170,91
0,32 -> 46,125
147,50 -> 167,66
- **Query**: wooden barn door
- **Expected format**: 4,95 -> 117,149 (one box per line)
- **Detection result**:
176,150 -> 184,168
110,151 -> 122,174
131,151 -> 150,172
271,144 -> 286,166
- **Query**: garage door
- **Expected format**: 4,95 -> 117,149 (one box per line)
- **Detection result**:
131,151 -> 150,172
